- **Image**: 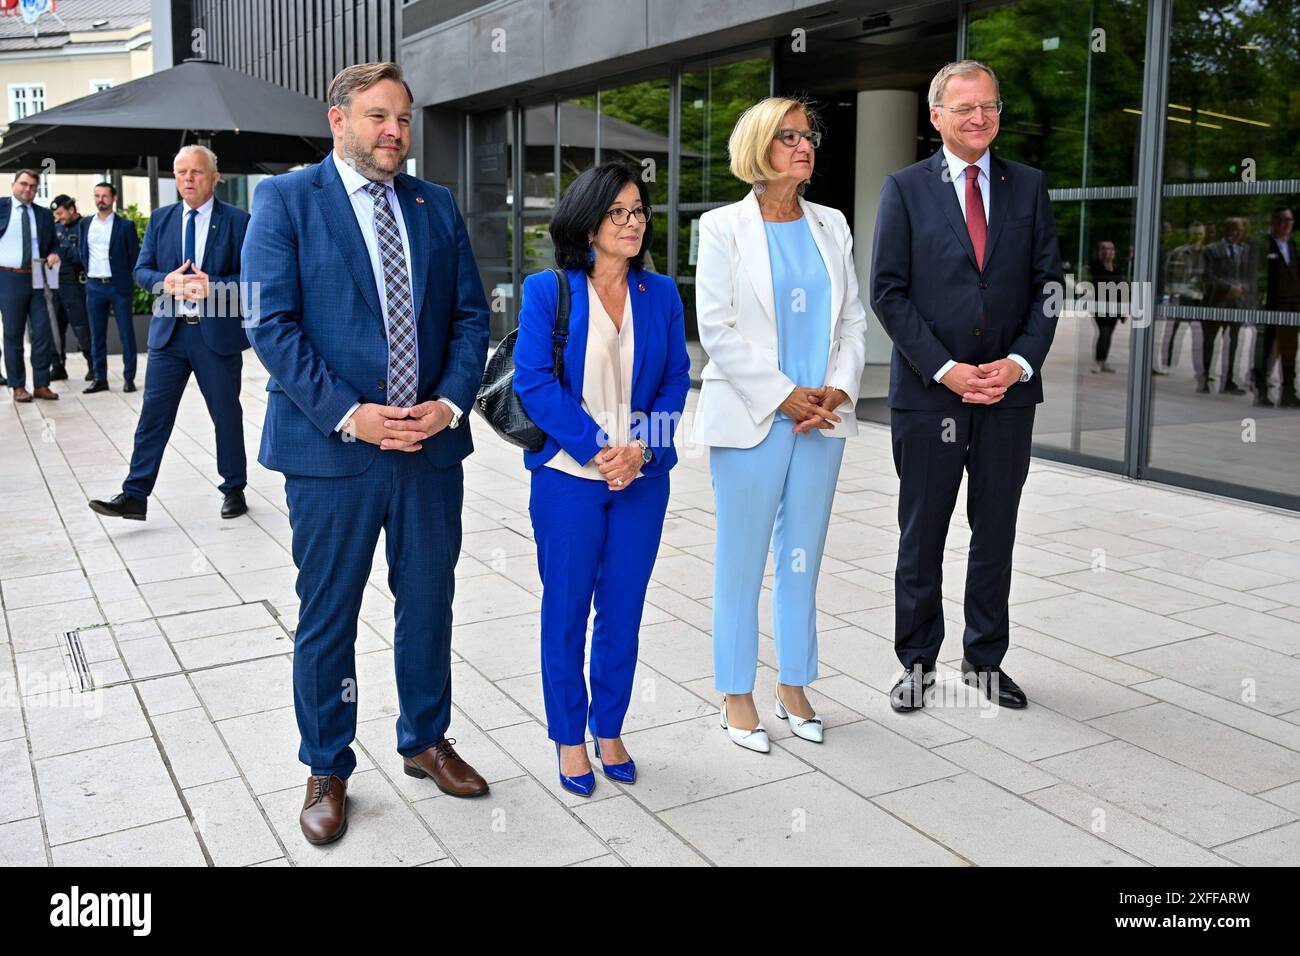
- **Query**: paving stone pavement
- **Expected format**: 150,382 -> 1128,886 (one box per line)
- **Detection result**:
3,353 -> 1300,867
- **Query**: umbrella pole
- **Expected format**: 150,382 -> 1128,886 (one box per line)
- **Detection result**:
147,156 -> 159,213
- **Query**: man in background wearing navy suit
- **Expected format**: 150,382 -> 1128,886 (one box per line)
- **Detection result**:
242,62 -> 491,846
0,168 -> 61,401
89,145 -> 251,523
80,181 -> 140,393
871,60 -> 1063,713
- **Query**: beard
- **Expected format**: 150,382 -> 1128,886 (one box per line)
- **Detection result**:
342,125 -> 407,180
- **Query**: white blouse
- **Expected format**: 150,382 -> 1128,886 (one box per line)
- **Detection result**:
544,277 -> 634,480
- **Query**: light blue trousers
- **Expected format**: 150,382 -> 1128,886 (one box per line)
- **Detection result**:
710,424 -> 846,694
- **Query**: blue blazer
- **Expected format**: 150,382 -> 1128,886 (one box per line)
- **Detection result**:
134,198 -> 251,356
870,149 -> 1063,410
76,211 -> 140,296
513,267 -> 691,477
241,156 -> 491,478
0,197 -> 57,261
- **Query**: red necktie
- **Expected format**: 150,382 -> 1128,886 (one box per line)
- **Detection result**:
965,164 -> 987,270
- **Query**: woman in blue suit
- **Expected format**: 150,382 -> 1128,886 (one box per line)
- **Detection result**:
514,163 -> 691,797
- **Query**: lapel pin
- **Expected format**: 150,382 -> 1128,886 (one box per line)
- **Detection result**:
415,196 -> 425,204
638,282 -> 646,292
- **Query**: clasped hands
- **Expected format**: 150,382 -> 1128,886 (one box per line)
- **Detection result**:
343,401 -> 453,451
940,359 -> 1021,404
781,385 -> 848,434
163,260 -> 210,302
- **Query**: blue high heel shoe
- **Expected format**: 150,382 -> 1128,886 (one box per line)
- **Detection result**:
592,737 -> 637,784
555,742 -> 596,797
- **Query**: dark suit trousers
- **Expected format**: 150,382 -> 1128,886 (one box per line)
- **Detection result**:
284,453 -> 463,778
52,281 -> 91,367
0,270 -> 52,389
123,321 -> 246,499
85,281 -> 138,382
891,403 -> 1036,670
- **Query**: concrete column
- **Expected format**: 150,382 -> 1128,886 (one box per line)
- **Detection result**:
854,89 -> 919,365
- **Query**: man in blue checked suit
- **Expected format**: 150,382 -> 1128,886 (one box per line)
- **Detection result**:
241,62 -> 491,846
89,145 -> 252,523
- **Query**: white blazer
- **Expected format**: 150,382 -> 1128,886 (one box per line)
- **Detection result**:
690,190 -> 869,448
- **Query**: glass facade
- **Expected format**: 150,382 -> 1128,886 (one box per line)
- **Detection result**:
440,0 -> 1300,512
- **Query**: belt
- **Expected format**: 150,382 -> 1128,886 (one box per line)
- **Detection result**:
87,276 -> 113,284
182,312 -> 201,325
0,265 -> 31,274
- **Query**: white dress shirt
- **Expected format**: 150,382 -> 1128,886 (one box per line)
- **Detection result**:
87,212 -> 115,278
1275,236 -> 1292,266
178,195 -> 214,316
544,278 -> 634,479
0,200 -> 39,270
933,145 -> 1032,386
330,150 -> 461,431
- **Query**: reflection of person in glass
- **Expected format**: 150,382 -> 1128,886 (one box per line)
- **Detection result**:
1200,217 -> 1254,394
1088,239 -> 1126,374
1252,207 -> 1299,408
1161,222 -> 1207,375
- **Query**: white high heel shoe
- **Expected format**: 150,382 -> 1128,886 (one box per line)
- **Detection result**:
720,697 -> 770,753
775,690 -> 824,743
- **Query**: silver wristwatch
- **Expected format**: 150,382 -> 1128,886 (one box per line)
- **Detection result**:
633,439 -> 653,464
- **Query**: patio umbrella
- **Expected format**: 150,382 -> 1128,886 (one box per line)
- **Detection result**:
0,57 -> 332,175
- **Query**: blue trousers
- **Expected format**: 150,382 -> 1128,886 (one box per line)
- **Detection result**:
529,466 -> 670,745
0,270 -> 53,389
123,321 -> 246,499
85,281 -> 137,382
710,425 -> 845,694
285,452 -> 463,779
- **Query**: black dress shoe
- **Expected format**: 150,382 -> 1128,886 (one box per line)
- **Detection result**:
49,364 -> 68,381
961,659 -> 1028,708
890,663 -> 937,712
221,489 -> 248,519
84,369 -> 95,382
1223,382 -> 1245,395
123,380 -> 136,393
89,493 -> 147,521
83,380 -> 108,394
1280,393 -> 1300,409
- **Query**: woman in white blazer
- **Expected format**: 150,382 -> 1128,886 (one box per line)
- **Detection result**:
691,96 -> 868,752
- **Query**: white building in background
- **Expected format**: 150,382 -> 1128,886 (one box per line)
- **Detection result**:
0,0 -> 153,213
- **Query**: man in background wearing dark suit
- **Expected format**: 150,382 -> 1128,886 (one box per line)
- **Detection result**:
49,195 -> 93,383
80,181 -> 140,394
871,60 -> 1063,713
89,146 -> 251,522
0,168 -> 61,401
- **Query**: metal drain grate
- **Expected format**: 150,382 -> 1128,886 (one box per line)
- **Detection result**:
61,626 -> 99,692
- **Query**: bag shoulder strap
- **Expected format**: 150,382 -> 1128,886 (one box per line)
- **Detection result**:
546,267 -> 571,382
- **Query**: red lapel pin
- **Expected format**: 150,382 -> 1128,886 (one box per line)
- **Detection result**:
638,282 -> 646,292
415,196 -> 425,204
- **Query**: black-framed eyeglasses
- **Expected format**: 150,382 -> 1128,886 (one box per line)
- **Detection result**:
936,100 -> 1003,118
604,205 -> 652,225
774,128 -> 821,149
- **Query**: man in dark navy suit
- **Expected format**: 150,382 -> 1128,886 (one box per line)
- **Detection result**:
242,62 -> 491,846
89,146 -> 251,522
0,168 -> 61,401
871,60 -> 1063,712
79,181 -> 140,393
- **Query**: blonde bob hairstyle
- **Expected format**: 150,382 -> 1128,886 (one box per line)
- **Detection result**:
727,96 -> 821,185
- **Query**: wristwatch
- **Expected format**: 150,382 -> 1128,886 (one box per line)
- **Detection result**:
633,439 -> 653,464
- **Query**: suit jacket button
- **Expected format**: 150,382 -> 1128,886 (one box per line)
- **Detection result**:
378,381 -> 386,389
979,281 -> 988,289
974,328 -> 983,336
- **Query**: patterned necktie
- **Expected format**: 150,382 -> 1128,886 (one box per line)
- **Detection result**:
965,165 -> 987,270
184,208 -> 197,269
19,204 -> 32,270
364,181 -> 417,408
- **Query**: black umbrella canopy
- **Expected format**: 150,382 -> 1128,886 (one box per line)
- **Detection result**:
0,59 -> 333,175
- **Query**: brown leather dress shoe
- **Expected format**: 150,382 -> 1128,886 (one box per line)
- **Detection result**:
402,738 -> 489,797
33,386 -> 59,401
12,387 -> 32,403
299,774 -> 348,845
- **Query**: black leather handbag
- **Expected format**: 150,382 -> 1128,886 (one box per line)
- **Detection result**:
475,267 -> 570,451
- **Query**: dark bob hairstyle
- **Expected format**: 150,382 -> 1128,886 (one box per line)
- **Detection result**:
550,162 -> 654,273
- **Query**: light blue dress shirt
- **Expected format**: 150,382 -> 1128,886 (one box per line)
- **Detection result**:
765,216 -> 831,420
